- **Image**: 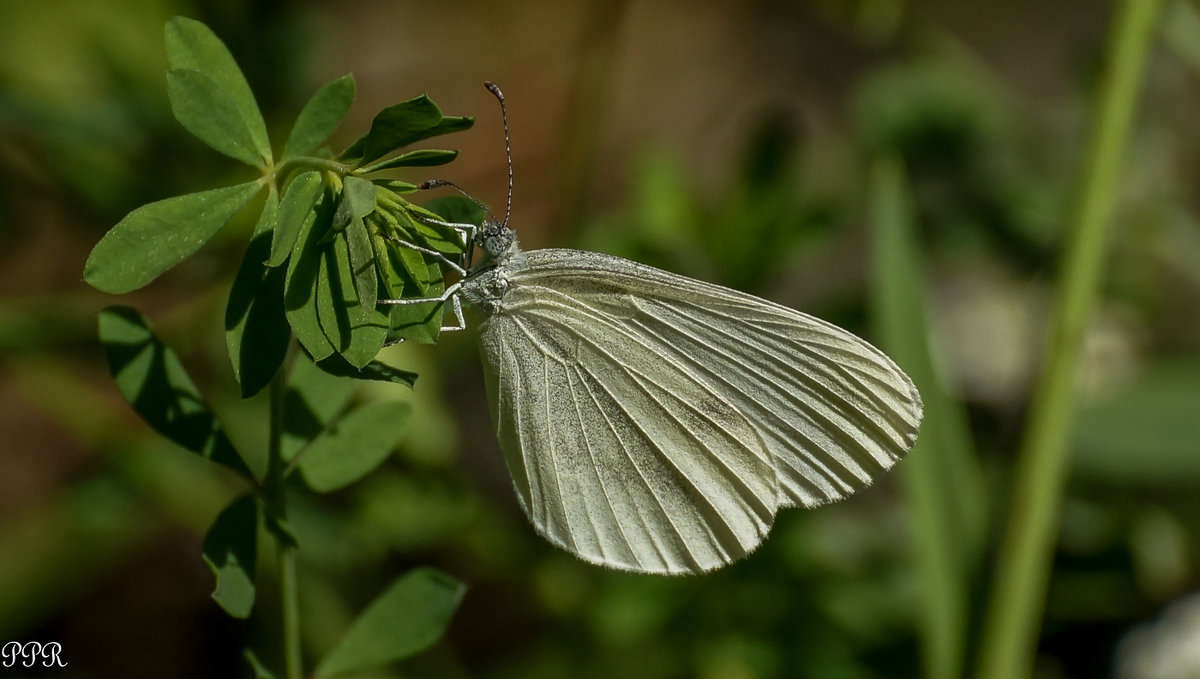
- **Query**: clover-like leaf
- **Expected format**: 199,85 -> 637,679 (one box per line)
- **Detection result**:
283,74 -> 356,161
283,356 -> 359,461
346,217 -> 378,321
314,568 -> 465,678
296,400 -> 412,493
202,494 -> 258,618
85,180 -> 262,294
359,148 -> 459,173
226,193 -> 290,398
339,94 -> 473,166
165,16 -> 270,164
98,306 -> 253,479
285,195 -> 336,361
318,233 -> 388,368
167,68 -> 266,167
314,355 -> 418,387
270,172 -> 325,267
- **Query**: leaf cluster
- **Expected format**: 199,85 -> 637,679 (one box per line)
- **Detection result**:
83,17 -> 477,677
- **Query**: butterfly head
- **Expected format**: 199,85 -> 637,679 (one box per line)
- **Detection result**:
475,218 -> 518,264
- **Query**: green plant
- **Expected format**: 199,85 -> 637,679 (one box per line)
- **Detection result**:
83,17 -> 478,679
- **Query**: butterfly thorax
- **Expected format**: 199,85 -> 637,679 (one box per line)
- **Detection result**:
463,226 -> 524,314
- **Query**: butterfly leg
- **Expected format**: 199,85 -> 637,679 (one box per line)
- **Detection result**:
385,236 -> 468,276
411,214 -> 477,267
377,280 -> 463,307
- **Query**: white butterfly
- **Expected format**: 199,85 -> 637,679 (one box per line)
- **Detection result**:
383,84 -> 922,575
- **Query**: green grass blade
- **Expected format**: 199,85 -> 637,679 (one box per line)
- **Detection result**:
976,1 -> 1164,677
869,155 -> 986,679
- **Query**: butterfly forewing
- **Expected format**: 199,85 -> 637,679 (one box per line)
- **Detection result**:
479,279 -> 779,574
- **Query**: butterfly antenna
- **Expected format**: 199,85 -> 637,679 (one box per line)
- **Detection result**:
418,178 -> 495,222
484,81 -> 513,229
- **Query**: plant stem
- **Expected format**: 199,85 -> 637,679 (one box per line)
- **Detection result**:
976,1 -> 1161,677
266,348 -> 303,679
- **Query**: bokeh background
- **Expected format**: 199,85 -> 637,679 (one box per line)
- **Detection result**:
3,1 -> 1200,677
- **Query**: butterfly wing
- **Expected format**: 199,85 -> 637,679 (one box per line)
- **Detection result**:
497,249 -> 923,510
477,269 -> 780,574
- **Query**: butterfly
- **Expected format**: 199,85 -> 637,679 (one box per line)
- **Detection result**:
383,83 -> 922,574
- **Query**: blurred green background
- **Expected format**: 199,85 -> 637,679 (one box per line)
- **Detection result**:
3,1 -> 1200,677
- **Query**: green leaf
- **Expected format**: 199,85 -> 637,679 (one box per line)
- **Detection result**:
316,242 -> 346,350
346,217 -> 378,321
403,207 -> 468,255
314,355 -> 418,387
165,16 -> 270,165
386,296 -> 445,345
167,69 -> 266,167
339,94 -> 474,166
359,149 -> 459,173
285,196 -> 336,361
319,233 -> 388,368
270,172 -> 325,267
283,74 -> 356,161
421,195 -> 487,230
98,306 -> 253,479
225,195 -> 291,397
297,400 -> 412,493
314,568 -> 465,678
344,176 -> 378,218
868,156 -> 985,679
283,356 -> 359,461
381,257 -> 446,345
85,180 -> 262,294
202,494 -> 258,618
243,650 -> 278,679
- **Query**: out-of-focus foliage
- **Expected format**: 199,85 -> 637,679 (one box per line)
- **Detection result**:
3,1 -> 1200,678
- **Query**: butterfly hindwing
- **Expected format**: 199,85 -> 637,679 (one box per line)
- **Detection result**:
478,280 -> 779,574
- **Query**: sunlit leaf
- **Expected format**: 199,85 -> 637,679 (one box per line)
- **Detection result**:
283,74 -> 356,161
319,233 -> 387,368
296,400 -> 412,493
202,494 -> 258,618
164,16 -> 271,164
167,68 -> 265,167
338,94 -> 473,166
98,306 -> 252,479
314,568 -> 465,678
285,195 -> 336,361
359,149 -> 459,173
344,176 -> 377,218
270,172 -> 325,267
347,217 -> 379,322
85,180 -> 262,294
